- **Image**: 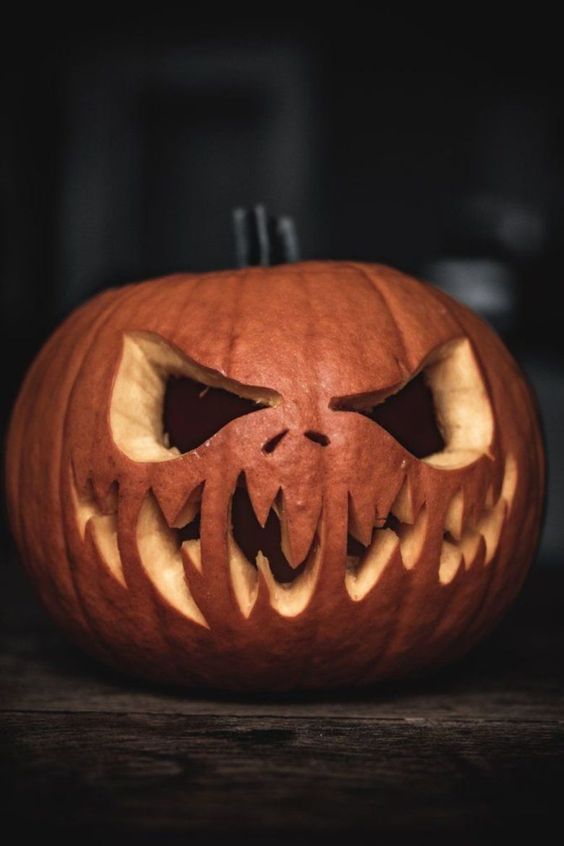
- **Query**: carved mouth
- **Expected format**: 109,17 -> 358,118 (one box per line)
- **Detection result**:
167,477 -> 317,585
230,483 -> 314,584
70,454 -> 518,624
345,455 -> 518,601
131,476 -> 322,622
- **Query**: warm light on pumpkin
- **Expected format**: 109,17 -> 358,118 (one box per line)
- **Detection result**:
5,262 -> 545,690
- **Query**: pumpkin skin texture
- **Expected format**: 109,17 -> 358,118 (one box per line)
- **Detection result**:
5,261 -> 544,691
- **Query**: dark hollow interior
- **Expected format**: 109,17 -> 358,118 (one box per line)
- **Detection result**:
263,430 -> 288,454
304,431 -> 330,447
340,371 -> 445,458
164,376 -> 265,453
176,511 -> 201,544
231,482 -> 309,584
347,513 -> 402,561
347,534 -> 367,559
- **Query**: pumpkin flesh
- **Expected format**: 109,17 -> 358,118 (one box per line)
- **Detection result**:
5,262 -> 544,690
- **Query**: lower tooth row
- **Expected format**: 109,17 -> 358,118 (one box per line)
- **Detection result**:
348,489 -> 509,598
75,458 -> 516,616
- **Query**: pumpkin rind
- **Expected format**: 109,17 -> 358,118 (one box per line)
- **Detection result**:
5,262 -> 545,690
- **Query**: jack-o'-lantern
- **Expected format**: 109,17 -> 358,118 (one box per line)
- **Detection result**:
5,259 -> 544,690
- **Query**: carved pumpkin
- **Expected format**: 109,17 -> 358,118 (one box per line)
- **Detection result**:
5,261 -> 544,690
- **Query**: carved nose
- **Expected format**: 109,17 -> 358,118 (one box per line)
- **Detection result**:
262,430 -> 289,454
304,431 -> 330,447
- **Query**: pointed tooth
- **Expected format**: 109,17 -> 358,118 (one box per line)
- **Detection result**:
464,472 -> 491,527
101,481 -> 119,515
444,489 -> 464,540
72,473 -> 99,510
374,474 -> 409,526
76,475 -> 96,505
501,454 -> 518,509
70,476 -> 98,539
277,487 -> 321,568
398,505 -> 428,569
345,528 -> 399,601
271,494 -> 290,561
151,475 -> 204,528
390,476 -> 416,523
348,490 -> 376,547
83,507 -> 125,588
477,499 -> 507,563
410,485 -> 426,524
170,482 -> 204,529
137,493 -> 207,627
256,548 -> 321,617
439,540 -> 463,585
227,534 -> 258,618
150,457 -> 205,526
71,455 -> 92,496
256,549 -> 274,587
243,467 -> 280,528
91,477 -> 119,514
460,528 -> 482,570
181,539 -> 202,573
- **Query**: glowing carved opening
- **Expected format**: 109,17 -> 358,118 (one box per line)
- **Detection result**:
229,479 -> 321,617
346,524 -> 399,601
164,377 -> 268,454
70,475 -> 125,588
367,372 -> 443,457
346,499 -> 430,601
231,483 -> 310,585
111,332 -> 280,462
331,338 -> 494,469
137,493 -> 207,626
346,453 -> 517,596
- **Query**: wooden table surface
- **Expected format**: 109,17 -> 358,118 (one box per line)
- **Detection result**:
1,551 -> 562,844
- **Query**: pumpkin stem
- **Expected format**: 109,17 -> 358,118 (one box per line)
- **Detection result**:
233,204 -> 300,267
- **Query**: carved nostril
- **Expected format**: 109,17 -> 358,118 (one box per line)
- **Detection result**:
304,431 -> 330,447
262,430 -> 289,454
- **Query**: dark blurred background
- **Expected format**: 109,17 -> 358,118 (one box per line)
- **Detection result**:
1,10 -> 562,562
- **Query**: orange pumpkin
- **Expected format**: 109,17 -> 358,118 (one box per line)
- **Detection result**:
5,262 -> 544,690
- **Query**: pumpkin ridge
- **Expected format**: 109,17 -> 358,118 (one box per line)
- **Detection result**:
65,280 -> 178,653
57,315 -> 132,653
428,284 -> 543,578
287,268 -> 325,682
8,293 -> 120,643
351,262 -> 412,370
7,288 -> 120,568
6,259 -> 545,690
166,273 -> 208,364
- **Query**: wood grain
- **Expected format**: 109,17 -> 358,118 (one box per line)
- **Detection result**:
1,553 -> 563,843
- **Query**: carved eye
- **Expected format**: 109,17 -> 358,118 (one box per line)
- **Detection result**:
164,377 -> 268,454
354,370 -> 444,458
110,332 -> 280,461
331,338 -> 494,468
